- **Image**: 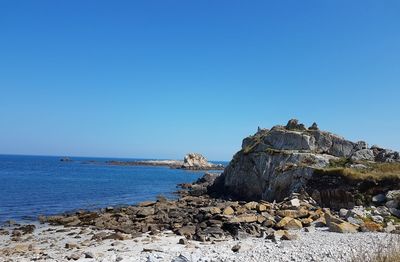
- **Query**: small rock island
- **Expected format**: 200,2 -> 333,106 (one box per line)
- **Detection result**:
107,153 -> 224,170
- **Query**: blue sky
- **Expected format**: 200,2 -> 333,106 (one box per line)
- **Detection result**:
0,1 -> 399,161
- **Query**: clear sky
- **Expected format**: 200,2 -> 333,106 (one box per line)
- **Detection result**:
0,1 -> 399,161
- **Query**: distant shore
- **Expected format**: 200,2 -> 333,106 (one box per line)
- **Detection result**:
106,159 -> 225,170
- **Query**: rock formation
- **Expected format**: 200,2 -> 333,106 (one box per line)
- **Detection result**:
210,119 -> 400,209
181,153 -> 223,170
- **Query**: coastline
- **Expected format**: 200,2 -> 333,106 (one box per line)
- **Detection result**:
1,173 -> 399,261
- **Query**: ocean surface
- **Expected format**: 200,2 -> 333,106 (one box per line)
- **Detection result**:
0,155 -> 225,224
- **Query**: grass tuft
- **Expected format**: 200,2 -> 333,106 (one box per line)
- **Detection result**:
315,162 -> 400,182
351,235 -> 400,262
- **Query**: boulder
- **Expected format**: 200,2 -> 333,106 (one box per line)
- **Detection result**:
372,194 -> 386,204
244,201 -> 258,210
389,208 -> 400,218
281,231 -> 299,240
386,190 -> 400,201
329,222 -> 358,233
277,209 -> 308,219
231,244 -> 241,252
222,206 -> 235,216
230,214 -> 258,223
276,217 -> 302,230
350,149 -> 375,162
361,221 -> 383,232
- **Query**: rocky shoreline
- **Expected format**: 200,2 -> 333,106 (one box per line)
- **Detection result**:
2,120 -> 400,261
1,172 -> 400,261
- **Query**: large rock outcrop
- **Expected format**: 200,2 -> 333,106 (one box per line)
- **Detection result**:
210,119 -> 400,209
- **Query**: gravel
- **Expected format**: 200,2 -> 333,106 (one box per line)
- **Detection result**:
0,224 -> 395,262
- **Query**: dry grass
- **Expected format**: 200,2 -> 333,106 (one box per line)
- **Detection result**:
351,235 -> 400,262
243,136 -> 262,154
316,162 -> 400,182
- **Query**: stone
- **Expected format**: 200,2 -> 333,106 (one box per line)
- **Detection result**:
389,208 -> 400,218
385,223 -> 396,233
244,201 -> 258,210
84,252 -> 95,258
277,209 -> 309,219
329,222 -> 358,233
281,232 -> 299,240
14,224 -> 35,235
231,244 -> 241,252
350,164 -> 368,169
171,255 -> 190,262
223,206 -> 235,215
308,122 -> 319,130
360,221 -> 383,232
262,219 -> 276,228
104,232 -> 131,241
68,253 -> 81,260
304,226 -> 316,233
139,201 -> 156,207
324,213 -> 345,226
347,206 -> 368,219
372,194 -> 386,203
209,207 -> 221,215
351,149 -> 375,161
176,226 -> 196,237
346,217 -> 364,225
300,217 -> 313,227
376,149 -> 400,163
290,199 -> 300,207
284,219 -> 303,230
339,209 -> 349,218
256,204 -> 268,212
276,217 -> 302,230
178,238 -> 188,245
266,230 -> 287,241
312,217 -> 327,227
386,190 -> 400,201
230,214 -> 258,223
276,217 -> 292,228
374,206 -> 391,216
386,200 -> 399,209
371,215 -> 384,224
286,119 -> 306,130
65,243 -> 79,249
137,207 -> 155,217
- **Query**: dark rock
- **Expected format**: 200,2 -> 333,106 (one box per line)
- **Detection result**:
231,244 -> 241,252
84,252 -> 94,258
171,255 -> 190,262
178,238 -> 188,245
286,119 -> 306,130
175,226 -> 196,238
13,224 -> 35,235
308,122 -> 319,130
281,232 -> 299,240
